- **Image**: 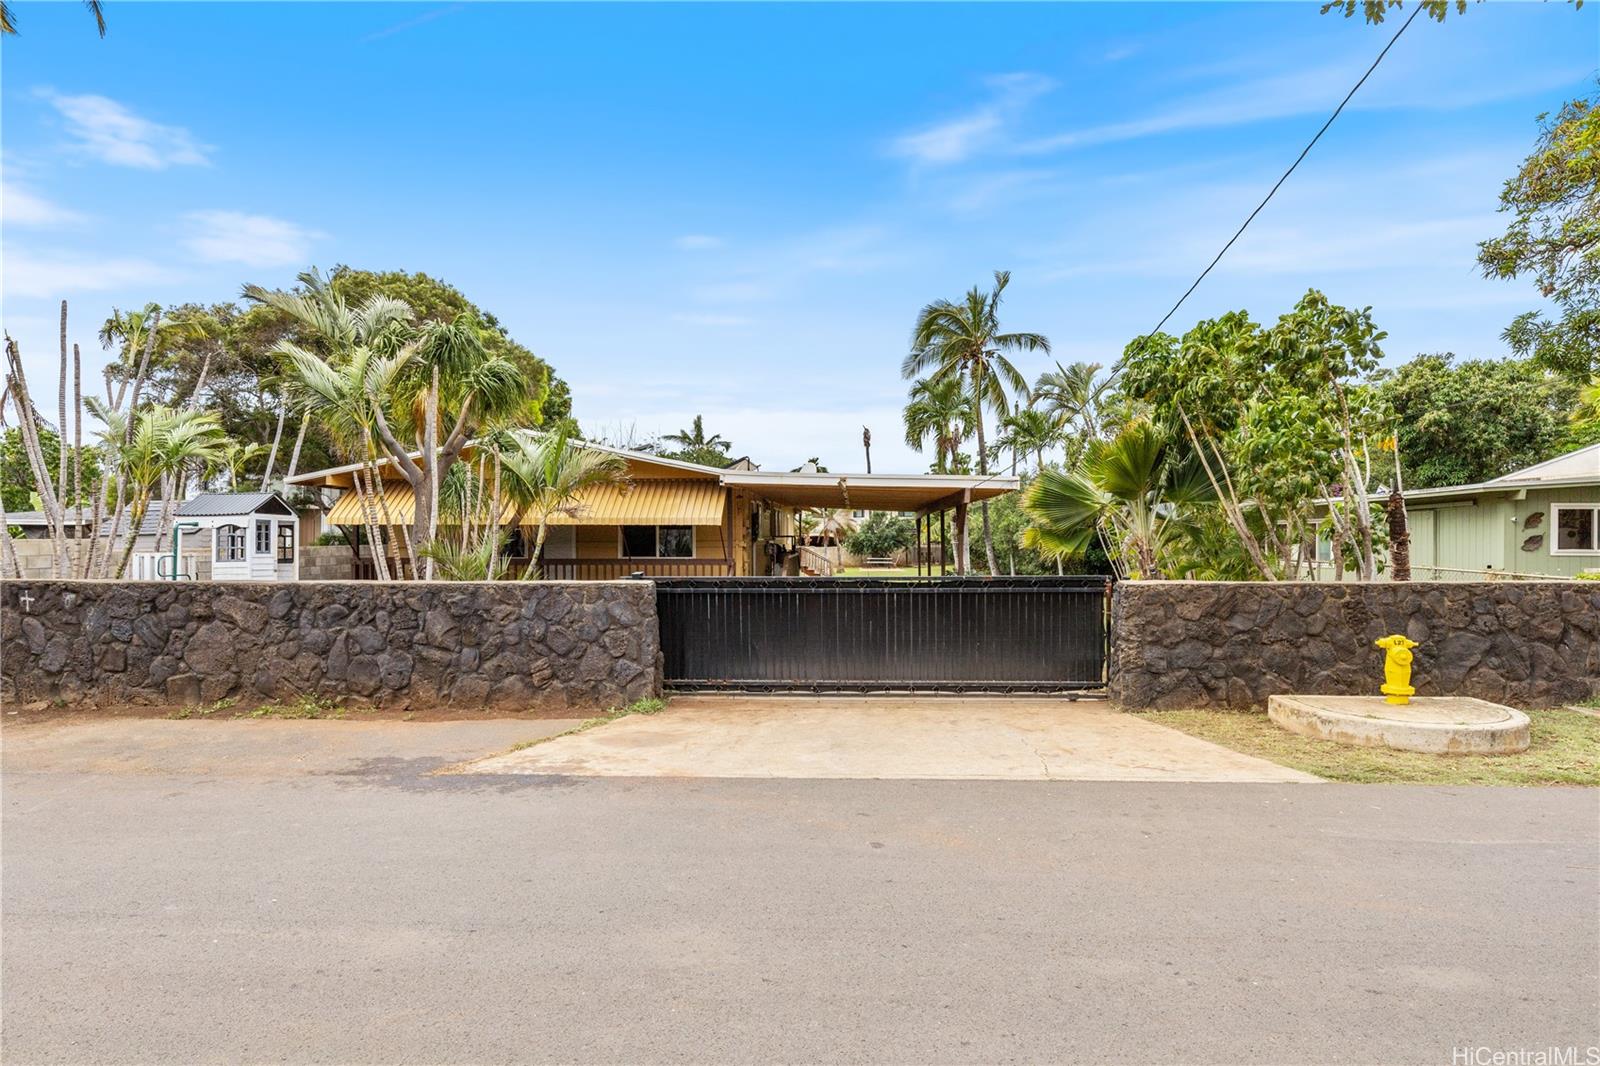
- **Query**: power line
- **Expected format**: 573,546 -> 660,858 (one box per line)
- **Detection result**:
1140,2 -> 1425,342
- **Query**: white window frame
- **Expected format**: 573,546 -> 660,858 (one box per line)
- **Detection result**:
215,524 -> 246,562
618,525 -> 695,559
254,519 -> 273,556
1550,503 -> 1600,555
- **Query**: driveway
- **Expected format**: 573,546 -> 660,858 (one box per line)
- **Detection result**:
466,695 -> 1320,782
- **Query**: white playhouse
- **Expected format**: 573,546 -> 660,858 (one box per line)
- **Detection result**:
126,492 -> 300,581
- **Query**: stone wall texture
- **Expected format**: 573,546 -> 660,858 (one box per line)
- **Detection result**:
1,580 -> 661,712
1110,581 -> 1600,710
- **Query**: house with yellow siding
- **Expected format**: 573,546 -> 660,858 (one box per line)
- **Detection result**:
287,437 -> 1015,579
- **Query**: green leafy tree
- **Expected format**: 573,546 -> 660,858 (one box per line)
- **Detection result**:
1,428 -> 100,512
1378,354 -> 1584,487
842,512 -> 916,558
1478,90 -> 1599,385
904,270 -> 1050,573
111,406 -> 229,577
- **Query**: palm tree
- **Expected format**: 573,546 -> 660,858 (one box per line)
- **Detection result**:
209,440 -> 268,491
1033,360 -> 1110,449
1,0 -> 104,36
112,406 -> 229,578
902,375 -> 974,474
662,415 -> 728,454
992,407 -> 1060,475
499,430 -> 629,578
904,270 -> 1049,573
417,533 -> 508,582
1020,419 -> 1211,580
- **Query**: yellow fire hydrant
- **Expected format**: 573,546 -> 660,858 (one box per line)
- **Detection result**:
1374,634 -> 1419,705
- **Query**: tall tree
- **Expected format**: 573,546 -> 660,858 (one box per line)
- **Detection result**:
902,375 -> 974,475
1378,353 -> 1583,488
904,270 -> 1050,574
1477,89 -> 1599,386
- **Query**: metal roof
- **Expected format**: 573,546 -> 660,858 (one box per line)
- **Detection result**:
326,479 -> 724,527
176,493 -> 295,518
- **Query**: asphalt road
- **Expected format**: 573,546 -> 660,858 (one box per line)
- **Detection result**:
4,729 -> 1597,1064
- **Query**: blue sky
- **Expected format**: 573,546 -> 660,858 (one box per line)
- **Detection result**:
3,1 -> 1595,472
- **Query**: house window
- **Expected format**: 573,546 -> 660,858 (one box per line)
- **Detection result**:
852,510 -> 866,519
277,523 -> 295,563
216,524 -> 246,562
255,520 -> 272,555
620,525 -> 694,558
1553,504 -> 1600,553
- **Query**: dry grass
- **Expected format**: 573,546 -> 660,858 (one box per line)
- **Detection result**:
1140,707 -> 1599,787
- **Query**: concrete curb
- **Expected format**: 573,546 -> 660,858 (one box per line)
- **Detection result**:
1267,695 -> 1531,755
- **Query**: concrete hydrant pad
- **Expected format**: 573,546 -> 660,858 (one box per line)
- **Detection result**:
1267,695 -> 1531,755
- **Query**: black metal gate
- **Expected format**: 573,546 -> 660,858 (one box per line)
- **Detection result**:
654,577 -> 1110,693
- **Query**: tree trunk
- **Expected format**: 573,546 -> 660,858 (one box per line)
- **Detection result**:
284,412 -> 309,482
72,342 -> 84,547
260,392 -> 287,492
422,370 -> 440,580
488,449 -> 504,579
971,395 -> 999,575
1386,487 -> 1411,582
114,490 -> 152,579
351,462 -> 390,581
57,301 -> 69,508
4,338 -> 71,575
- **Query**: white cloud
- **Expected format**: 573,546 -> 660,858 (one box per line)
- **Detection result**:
2,182 -> 87,227
2,250 -> 175,298
887,72 -> 1055,166
38,90 -> 211,169
674,234 -> 723,250
181,210 -> 324,267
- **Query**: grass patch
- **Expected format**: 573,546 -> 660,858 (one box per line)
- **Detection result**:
167,696 -> 238,720
1141,707 -> 1599,787
243,695 -> 346,720
504,696 -> 668,753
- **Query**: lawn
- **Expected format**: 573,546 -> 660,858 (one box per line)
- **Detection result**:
832,567 -> 924,577
1140,707 -> 1600,786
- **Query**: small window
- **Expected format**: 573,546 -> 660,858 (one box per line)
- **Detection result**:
277,523 -> 295,563
255,520 -> 272,555
216,524 -> 246,562
621,525 -> 656,557
1553,504 -> 1600,553
852,510 -> 866,519
620,525 -> 694,558
658,526 -> 693,558
1314,535 -> 1334,564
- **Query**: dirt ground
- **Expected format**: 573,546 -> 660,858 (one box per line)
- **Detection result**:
2,698 -> 595,726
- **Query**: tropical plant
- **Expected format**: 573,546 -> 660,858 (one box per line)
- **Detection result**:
498,429 -> 629,578
904,270 -> 1049,572
208,440 -> 267,491
417,532 -> 508,581
659,415 -> 734,467
992,407 -> 1061,475
1021,419 -> 1212,580
110,406 -> 229,577
902,375 -> 974,474
843,512 -> 916,558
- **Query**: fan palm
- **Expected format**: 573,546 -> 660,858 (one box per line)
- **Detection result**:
902,375 -> 974,474
1020,419 -> 1211,580
904,270 -> 1049,572
112,406 -> 229,578
499,430 -> 629,578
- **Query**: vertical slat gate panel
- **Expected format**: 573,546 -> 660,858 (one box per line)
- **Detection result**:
651,577 -> 1110,693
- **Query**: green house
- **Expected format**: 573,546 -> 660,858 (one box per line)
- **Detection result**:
1313,443 -> 1600,581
